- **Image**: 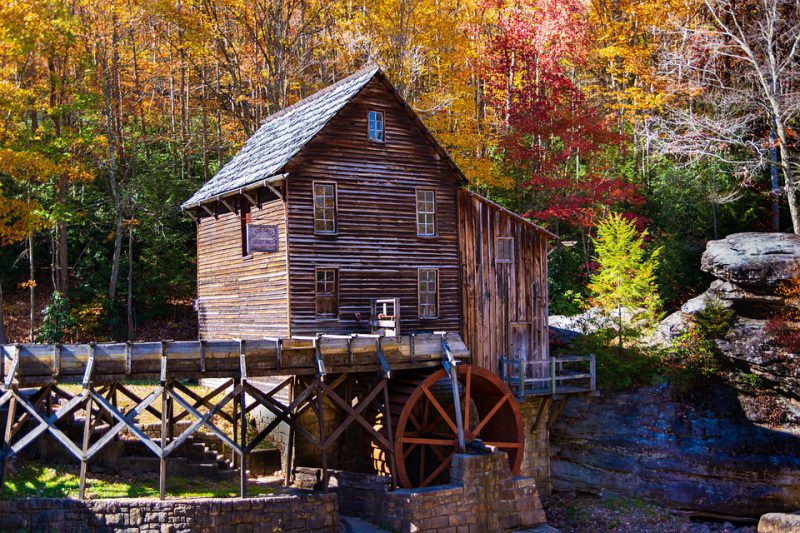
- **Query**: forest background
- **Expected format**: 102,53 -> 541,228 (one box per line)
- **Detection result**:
0,0 -> 797,343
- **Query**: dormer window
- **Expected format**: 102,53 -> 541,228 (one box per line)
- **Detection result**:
368,110 -> 384,142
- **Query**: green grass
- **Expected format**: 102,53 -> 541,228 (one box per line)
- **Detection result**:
1,462 -> 274,499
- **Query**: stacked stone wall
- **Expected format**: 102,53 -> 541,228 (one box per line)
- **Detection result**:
519,397 -> 551,495
0,492 -> 338,533
336,452 -> 547,532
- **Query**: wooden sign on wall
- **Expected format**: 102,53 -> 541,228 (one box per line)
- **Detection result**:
247,224 -> 279,253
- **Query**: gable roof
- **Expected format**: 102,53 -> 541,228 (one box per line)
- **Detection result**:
182,65 -> 380,208
183,65 -> 467,209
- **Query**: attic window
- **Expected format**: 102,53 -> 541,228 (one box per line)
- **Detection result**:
497,237 -> 513,263
314,182 -> 337,234
368,110 -> 384,142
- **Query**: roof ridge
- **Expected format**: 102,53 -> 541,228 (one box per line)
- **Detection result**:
257,64 -> 380,126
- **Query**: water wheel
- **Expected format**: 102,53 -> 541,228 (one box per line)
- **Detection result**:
387,365 -> 524,488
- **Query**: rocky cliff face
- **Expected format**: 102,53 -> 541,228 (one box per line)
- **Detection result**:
550,384 -> 800,518
550,233 -> 800,518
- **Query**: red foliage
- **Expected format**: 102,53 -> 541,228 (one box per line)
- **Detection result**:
479,0 -> 641,231
765,316 -> 800,354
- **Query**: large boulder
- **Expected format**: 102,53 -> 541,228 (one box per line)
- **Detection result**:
701,233 -> 800,291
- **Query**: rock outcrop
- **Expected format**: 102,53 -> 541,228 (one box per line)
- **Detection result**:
701,232 -> 800,291
550,384 -> 800,519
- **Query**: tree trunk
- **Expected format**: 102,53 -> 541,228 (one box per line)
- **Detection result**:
127,226 -> 134,341
0,280 -> 6,345
775,124 -> 799,233
57,176 -> 69,295
28,234 -> 35,342
101,39 -> 124,305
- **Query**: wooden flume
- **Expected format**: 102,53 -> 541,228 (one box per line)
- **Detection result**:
1,332 -> 524,501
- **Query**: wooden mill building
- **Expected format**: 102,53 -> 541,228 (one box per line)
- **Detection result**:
182,65 -> 554,376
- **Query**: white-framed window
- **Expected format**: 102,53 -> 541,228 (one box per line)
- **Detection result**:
313,182 -> 337,234
315,268 -> 338,318
418,268 -> 439,319
496,237 -> 514,263
368,110 -> 384,142
416,189 -> 436,236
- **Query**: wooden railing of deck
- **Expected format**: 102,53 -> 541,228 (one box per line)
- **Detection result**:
500,355 -> 597,398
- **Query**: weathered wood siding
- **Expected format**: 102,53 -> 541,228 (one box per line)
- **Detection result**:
285,77 -> 462,335
458,190 -> 550,373
196,198 -> 289,338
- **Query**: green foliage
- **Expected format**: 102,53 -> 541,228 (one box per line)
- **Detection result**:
589,213 -> 662,347
669,325 -> 722,396
739,372 -> 766,391
548,245 -> 591,315
590,213 -> 662,316
565,329 -> 665,391
37,292 -> 76,343
693,299 -> 735,339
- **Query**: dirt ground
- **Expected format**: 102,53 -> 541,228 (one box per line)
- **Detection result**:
544,493 -> 758,533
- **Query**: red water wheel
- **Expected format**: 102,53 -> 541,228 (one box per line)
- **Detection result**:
388,365 -> 524,488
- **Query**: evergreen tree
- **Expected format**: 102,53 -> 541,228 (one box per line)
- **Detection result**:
589,213 -> 662,349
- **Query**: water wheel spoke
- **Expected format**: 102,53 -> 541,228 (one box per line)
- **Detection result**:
400,436 -> 456,446
420,385 -> 458,435
485,441 -> 523,449
472,393 -> 510,437
407,411 -> 423,432
403,442 -> 418,459
420,454 -> 452,488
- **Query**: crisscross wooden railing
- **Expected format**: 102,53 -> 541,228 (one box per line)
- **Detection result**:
0,332 -> 467,500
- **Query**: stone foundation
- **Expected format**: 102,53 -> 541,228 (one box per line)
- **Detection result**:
0,492 -> 338,533
335,452 -> 547,532
519,397 -> 551,495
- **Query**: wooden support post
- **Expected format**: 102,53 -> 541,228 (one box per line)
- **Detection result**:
79,394 -> 93,500
382,379 -> 397,489
316,382 -> 328,491
0,395 -> 17,489
550,358 -> 557,396
159,345 -> 167,500
283,376 -> 295,487
239,376 -> 247,498
160,384 -> 168,499
79,344 -> 96,500
239,340 -> 248,498
590,353 -> 597,393
232,393 -> 239,466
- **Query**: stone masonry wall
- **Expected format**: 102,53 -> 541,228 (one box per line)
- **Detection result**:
519,397 -> 550,495
336,452 -> 547,532
0,492 -> 338,533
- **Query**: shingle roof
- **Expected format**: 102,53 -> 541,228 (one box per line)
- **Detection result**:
182,65 -> 380,208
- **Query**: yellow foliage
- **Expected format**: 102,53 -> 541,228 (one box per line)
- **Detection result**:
587,0 -> 701,119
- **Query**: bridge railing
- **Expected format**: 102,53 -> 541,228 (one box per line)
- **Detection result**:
499,354 -> 596,398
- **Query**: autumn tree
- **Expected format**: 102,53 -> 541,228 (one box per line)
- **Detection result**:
649,0 -> 800,232
589,213 -> 662,348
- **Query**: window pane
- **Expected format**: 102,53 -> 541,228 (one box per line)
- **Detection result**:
316,269 -> 338,317
418,269 -> 438,318
314,183 -> 336,233
369,110 -> 384,141
497,237 -> 513,262
416,190 -> 436,236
